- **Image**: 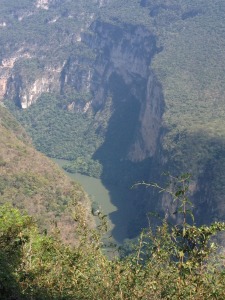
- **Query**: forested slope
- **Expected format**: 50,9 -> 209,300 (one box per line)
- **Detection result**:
0,105 -> 91,243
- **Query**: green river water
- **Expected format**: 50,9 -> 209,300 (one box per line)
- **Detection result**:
53,159 -> 137,245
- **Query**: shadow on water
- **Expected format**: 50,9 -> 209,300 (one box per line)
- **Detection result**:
52,159 -> 136,243
53,162 -> 148,244
105,181 -> 147,244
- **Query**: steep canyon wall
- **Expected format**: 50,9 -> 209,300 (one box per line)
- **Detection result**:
2,0 -> 225,238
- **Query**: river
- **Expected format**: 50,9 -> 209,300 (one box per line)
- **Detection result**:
52,158 -> 137,245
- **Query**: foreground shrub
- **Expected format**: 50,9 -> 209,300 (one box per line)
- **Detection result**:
1,175 -> 225,299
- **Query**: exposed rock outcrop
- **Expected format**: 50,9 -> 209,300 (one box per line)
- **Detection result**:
36,0 -> 50,10
87,21 -> 164,161
61,21 -> 164,162
6,65 -> 63,108
128,73 -> 164,161
1,18 -> 164,164
0,51 -> 31,100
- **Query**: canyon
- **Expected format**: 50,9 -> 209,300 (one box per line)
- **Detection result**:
1,0 -> 225,239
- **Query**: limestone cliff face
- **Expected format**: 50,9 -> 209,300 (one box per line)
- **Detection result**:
127,72 -> 164,161
1,14 -> 164,165
0,51 -> 31,100
64,21 -> 164,162
89,21 -> 164,161
6,64 -> 63,108
36,0 -> 50,10
0,1 -> 96,109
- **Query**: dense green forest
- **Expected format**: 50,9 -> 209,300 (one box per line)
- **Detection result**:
8,94 -> 104,178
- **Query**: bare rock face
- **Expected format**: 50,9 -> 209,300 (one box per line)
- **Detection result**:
6,65 -> 63,108
0,51 -> 31,99
128,73 -> 164,161
83,21 -> 164,162
1,18 -> 164,164
47,20 -> 164,163
36,0 -> 50,10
